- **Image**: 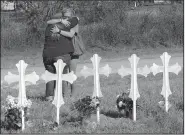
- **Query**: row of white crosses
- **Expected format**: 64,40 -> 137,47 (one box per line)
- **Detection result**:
126,52 -> 181,120
80,52 -> 181,123
4,60 -> 77,131
3,52 -> 181,131
118,52 -> 181,121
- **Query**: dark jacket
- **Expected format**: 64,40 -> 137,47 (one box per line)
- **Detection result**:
43,17 -> 78,58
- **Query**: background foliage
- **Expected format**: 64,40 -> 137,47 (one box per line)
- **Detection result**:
1,1 -> 184,53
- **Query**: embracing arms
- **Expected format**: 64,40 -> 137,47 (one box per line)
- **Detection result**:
50,17 -> 79,38
51,24 -> 79,38
51,26 -> 76,38
47,19 -> 71,27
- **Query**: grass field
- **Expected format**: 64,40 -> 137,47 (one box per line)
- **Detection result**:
1,70 -> 183,133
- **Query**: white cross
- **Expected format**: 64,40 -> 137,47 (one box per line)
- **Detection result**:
80,54 -> 111,125
118,54 -> 150,121
41,59 -> 77,125
150,52 -> 181,112
134,1 -> 137,7
4,60 -> 39,131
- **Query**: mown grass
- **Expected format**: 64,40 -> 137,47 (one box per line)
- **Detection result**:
1,46 -> 183,70
1,70 -> 183,134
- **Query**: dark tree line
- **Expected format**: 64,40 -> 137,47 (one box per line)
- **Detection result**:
1,0 -> 183,37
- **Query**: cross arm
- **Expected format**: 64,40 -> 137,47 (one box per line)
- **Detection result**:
118,66 -> 132,78
137,65 -> 150,77
41,70 -> 57,83
168,63 -> 181,75
99,64 -> 112,77
62,71 -> 77,84
4,72 -> 19,84
25,71 -> 39,84
150,63 -> 163,76
80,66 -> 94,78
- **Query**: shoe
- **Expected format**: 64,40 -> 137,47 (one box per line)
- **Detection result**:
45,96 -> 53,102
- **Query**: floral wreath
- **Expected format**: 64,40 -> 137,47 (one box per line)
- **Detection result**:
2,95 -> 32,131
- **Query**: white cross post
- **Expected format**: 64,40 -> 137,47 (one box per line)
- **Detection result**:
4,60 -> 39,131
150,52 -> 181,112
80,54 -> 111,125
118,54 -> 150,121
134,1 -> 137,7
41,59 -> 77,125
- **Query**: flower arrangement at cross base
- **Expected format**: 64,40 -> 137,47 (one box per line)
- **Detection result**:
1,95 -> 32,131
70,96 -> 101,122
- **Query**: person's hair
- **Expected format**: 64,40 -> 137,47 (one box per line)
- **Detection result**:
52,12 -> 63,19
62,8 -> 75,16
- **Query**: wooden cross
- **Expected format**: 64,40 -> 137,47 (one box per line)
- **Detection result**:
118,54 -> 150,121
4,60 -> 39,131
41,59 -> 77,125
150,52 -> 181,112
80,54 -> 112,125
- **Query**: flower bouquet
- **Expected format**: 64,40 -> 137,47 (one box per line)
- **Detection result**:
2,95 -> 32,131
71,96 -> 101,119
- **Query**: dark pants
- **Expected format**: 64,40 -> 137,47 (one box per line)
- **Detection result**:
43,54 -> 71,98
68,55 -> 79,97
